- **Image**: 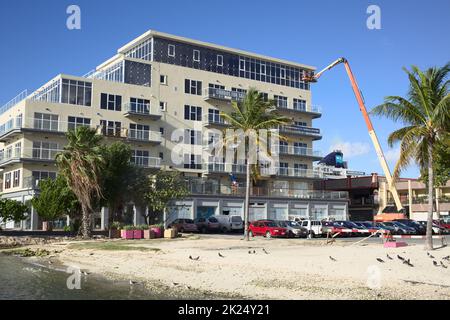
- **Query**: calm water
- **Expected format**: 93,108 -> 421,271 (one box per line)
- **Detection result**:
0,254 -> 174,300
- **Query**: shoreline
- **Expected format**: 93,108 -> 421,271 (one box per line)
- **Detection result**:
2,235 -> 450,300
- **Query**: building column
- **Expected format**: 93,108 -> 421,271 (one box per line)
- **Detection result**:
435,188 -> 440,219
408,180 -> 413,218
30,207 -> 39,231
101,207 -> 109,230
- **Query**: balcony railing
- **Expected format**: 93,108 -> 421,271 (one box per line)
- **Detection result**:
279,125 -> 322,138
279,103 -> 322,115
274,167 -> 323,179
123,102 -> 162,118
131,156 -> 161,169
0,148 -> 62,167
202,113 -> 229,126
204,87 -> 246,102
127,130 -> 162,143
278,146 -> 322,158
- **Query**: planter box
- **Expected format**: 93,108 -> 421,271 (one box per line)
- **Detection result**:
133,230 -> 143,239
109,229 -> 121,239
121,230 -> 134,240
164,228 -> 177,239
384,241 -> 408,248
143,229 -> 155,239
150,227 -> 163,238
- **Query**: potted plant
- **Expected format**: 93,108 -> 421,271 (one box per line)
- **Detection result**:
142,225 -> 155,239
109,222 -> 122,239
121,225 -> 135,240
150,223 -> 164,238
133,225 -> 145,240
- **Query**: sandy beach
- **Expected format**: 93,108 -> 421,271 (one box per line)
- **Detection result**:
4,235 -> 450,300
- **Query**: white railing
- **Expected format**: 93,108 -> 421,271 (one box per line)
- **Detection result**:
132,156 -> 161,168
123,102 -> 161,117
279,125 -> 321,137
277,146 -> 322,157
0,147 -> 63,165
0,90 -> 29,115
128,129 -> 162,143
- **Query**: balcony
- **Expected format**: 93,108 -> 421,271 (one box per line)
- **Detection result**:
278,146 -> 322,160
202,114 -> 229,127
127,130 -> 162,144
274,167 -> 323,179
123,102 -> 162,120
277,103 -> 322,119
0,148 -> 61,168
203,87 -> 246,102
131,156 -> 161,169
279,125 -> 322,140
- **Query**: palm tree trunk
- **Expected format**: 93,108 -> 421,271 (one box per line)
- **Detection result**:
244,158 -> 251,241
425,143 -> 434,251
81,204 -> 92,239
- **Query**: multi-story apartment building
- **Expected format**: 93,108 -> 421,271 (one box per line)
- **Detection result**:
0,30 -> 348,230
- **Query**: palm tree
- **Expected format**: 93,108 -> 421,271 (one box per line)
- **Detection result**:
56,126 -> 105,239
371,63 -> 449,250
220,88 -> 291,240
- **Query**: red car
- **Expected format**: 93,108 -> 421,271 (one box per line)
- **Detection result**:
248,220 -> 288,238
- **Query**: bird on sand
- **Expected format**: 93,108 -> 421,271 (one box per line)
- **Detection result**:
218,252 -> 225,258
386,254 -> 393,260
403,259 -> 414,267
262,248 -> 270,255
376,258 -> 385,263
442,255 -> 450,261
129,280 -> 139,285
329,256 -> 337,262
397,255 -> 405,261
171,282 -> 180,287
433,261 -> 439,267
82,271 -> 90,276
189,255 -> 200,261
427,252 -> 435,259
440,261 -> 447,269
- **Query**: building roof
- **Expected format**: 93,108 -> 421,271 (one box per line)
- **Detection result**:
117,30 -> 316,71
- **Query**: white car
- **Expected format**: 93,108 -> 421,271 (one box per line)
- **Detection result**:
296,219 -> 323,238
215,215 -> 244,233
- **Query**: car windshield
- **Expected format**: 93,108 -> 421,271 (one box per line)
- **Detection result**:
266,222 -> 277,227
277,221 -> 287,227
208,217 -> 218,223
287,221 -> 300,227
362,222 -> 375,227
231,216 -> 242,222
383,222 -> 394,226
185,219 -> 194,224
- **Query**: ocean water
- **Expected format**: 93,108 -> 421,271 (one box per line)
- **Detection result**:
0,254 -> 173,300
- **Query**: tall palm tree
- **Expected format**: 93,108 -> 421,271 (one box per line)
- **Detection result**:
56,126 -> 105,239
371,63 -> 449,250
220,88 -> 291,241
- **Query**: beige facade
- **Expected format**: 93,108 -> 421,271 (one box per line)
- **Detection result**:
0,30 -> 349,230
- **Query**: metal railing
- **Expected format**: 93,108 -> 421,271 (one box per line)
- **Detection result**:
278,146 -> 322,157
279,125 -> 321,137
131,156 -> 161,168
127,129 -> 162,143
204,87 -> 246,102
0,148 -> 62,166
123,102 -> 161,117
0,90 -> 29,115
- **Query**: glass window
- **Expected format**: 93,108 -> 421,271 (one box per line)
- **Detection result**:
184,105 -> 202,121
217,55 -> 223,66
168,44 -> 175,57
184,79 -> 202,95
68,116 -> 91,131
61,79 -> 92,106
101,93 -> 122,111
193,50 -> 200,62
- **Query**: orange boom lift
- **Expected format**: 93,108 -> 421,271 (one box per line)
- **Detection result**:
303,58 -> 406,221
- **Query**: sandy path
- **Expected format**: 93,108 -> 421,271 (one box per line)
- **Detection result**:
20,236 -> 450,299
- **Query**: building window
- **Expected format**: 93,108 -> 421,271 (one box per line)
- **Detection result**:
184,79 -> 202,95
193,49 -> 200,62
68,117 -> 91,131
274,95 -> 288,108
160,75 -> 168,85
34,113 -> 59,131
184,154 -> 201,170
279,162 -> 289,176
32,171 -> 57,181
101,93 -> 122,111
61,79 -> 92,106
168,44 -> 175,57
99,120 -> 122,137
32,141 -> 59,160
293,99 -> 307,111
294,163 -> 308,176
14,142 -> 21,158
184,129 -> 201,145
159,127 -> 165,135
131,150 -> 150,167
217,55 -> 223,67
294,121 -> 308,127
4,172 -> 11,189
6,146 -> 12,159
13,170 -> 20,188
184,105 -> 202,121
159,152 -> 164,160
129,98 -> 150,114
209,83 -> 225,90
159,101 -> 167,111
260,92 -> 269,102
129,123 -> 150,141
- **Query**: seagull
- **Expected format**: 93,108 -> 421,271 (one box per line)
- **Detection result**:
440,261 -> 447,269
171,282 -> 180,287
433,261 -> 439,267
397,255 -> 405,261
386,254 -> 393,260
262,248 -> 270,255
189,255 -> 200,261
403,259 -> 414,267
376,258 -> 385,263
218,252 -> 225,258
442,256 -> 450,261
129,280 -> 139,285
48,260 -> 53,265
329,256 -> 337,262
427,252 -> 435,259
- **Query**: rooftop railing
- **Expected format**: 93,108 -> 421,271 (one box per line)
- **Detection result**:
0,90 -> 29,115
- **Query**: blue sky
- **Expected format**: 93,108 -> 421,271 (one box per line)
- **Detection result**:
1,0 -> 449,178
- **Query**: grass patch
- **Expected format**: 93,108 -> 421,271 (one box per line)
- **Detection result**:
68,241 -> 161,252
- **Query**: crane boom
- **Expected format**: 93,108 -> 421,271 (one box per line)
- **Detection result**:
304,58 -> 404,212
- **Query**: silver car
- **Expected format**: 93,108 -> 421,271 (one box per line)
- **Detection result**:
275,220 -> 308,238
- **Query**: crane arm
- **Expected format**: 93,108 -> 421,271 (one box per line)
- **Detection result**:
304,58 -> 404,212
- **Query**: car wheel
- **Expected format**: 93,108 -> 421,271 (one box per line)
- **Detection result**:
222,227 -> 228,233
265,231 -> 272,239
249,230 -> 254,238
201,227 -> 207,234
308,231 -> 315,238
179,228 -> 184,233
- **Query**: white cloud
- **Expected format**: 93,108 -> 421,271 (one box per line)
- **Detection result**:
328,140 -> 371,158
384,147 -> 400,163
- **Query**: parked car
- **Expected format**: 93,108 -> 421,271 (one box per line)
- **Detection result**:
356,221 -> 381,232
322,221 -> 354,237
167,219 -> 198,233
439,217 -> 450,230
215,215 -> 244,233
334,221 -> 365,236
394,219 -> 426,235
275,220 -> 308,238
296,220 -> 323,238
433,220 -> 450,232
386,221 -> 416,235
194,216 -> 220,233
248,220 -> 288,238
376,222 -> 397,234
417,221 -> 449,235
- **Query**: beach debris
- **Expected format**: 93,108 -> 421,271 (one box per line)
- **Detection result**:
262,248 -> 270,255
440,261 -> 447,269
189,255 -> 200,261
185,285 -> 191,290
218,252 -> 225,258
386,254 -> 393,260
248,250 -> 257,254
433,260 -> 439,267
171,282 -> 180,287
48,260 -> 53,265
427,252 -> 435,259
329,256 -> 337,262
397,255 -> 405,261
89,253 -> 94,256
376,258 -> 385,263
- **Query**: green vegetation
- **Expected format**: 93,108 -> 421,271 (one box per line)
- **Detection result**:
371,62 -> 449,250
220,88 -> 291,241
0,198 -> 29,224
67,241 -> 161,252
